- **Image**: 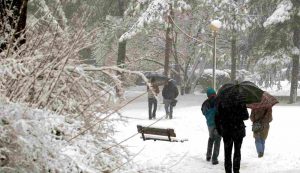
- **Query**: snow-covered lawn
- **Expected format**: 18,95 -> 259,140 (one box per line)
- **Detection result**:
115,87 -> 300,173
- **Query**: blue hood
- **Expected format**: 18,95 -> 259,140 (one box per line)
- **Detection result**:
207,87 -> 216,97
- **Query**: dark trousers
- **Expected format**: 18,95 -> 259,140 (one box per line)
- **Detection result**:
148,98 -> 157,119
164,99 -> 173,119
223,136 -> 243,173
207,127 -> 221,162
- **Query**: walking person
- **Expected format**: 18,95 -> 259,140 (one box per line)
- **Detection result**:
250,107 -> 272,158
201,87 -> 221,165
247,91 -> 277,158
162,79 -> 179,119
147,78 -> 159,120
215,94 -> 249,173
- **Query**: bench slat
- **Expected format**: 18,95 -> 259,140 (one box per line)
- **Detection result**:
137,125 -> 176,137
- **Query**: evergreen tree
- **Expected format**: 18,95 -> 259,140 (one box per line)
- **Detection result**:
250,0 -> 300,103
198,0 -> 252,81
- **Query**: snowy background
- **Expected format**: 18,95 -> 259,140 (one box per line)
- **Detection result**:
1,0 -> 300,172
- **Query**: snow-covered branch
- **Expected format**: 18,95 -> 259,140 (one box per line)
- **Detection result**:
263,0 -> 293,27
120,0 -> 191,42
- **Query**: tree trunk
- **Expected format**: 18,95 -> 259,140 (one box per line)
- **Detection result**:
289,55 -> 299,103
230,3 -> 237,82
183,57 -> 192,94
172,32 -> 182,93
117,41 -> 126,70
0,0 -> 28,52
164,4 -> 173,77
117,0 -> 126,73
231,32 -> 237,82
15,0 -> 28,47
116,0 -> 127,97
289,28 -> 300,103
164,24 -> 171,77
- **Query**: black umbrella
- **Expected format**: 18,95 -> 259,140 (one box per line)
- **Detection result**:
144,72 -> 169,86
217,81 -> 264,107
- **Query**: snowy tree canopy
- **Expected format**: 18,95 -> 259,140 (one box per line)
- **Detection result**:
198,0 -> 252,32
263,0 -> 293,27
119,0 -> 191,42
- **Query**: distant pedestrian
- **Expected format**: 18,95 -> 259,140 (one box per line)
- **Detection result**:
162,79 -> 179,119
201,87 -> 221,165
147,78 -> 159,120
215,94 -> 249,173
250,107 -> 272,158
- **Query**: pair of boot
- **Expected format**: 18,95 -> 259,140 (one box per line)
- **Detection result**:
165,113 -> 172,119
258,152 -> 264,158
149,114 -> 156,120
206,156 -> 219,165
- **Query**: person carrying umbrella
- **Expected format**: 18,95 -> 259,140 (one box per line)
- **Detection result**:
201,87 -> 221,165
147,77 -> 160,120
215,81 -> 263,173
247,92 -> 278,158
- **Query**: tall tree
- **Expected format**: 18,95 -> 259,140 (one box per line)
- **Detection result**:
198,0 -> 252,81
164,3 -> 173,77
230,0 -> 238,81
119,0 -> 191,77
117,0 -> 127,73
256,0 -> 300,103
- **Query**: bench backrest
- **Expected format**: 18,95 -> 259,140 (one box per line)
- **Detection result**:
137,125 -> 176,137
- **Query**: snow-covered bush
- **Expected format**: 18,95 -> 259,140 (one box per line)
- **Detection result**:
198,69 -> 230,91
223,69 -> 255,82
0,7 -> 124,115
0,100 -> 128,172
0,2 -> 150,172
254,53 -> 290,88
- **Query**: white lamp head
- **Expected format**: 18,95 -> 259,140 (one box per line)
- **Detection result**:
210,20 -> 222,32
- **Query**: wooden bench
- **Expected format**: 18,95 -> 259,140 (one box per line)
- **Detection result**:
137,125 -> 187,142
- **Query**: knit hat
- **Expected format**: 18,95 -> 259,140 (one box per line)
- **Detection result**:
206,87 -> 216,97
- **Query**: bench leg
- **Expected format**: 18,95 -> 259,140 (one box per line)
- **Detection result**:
142,133 -> 145,141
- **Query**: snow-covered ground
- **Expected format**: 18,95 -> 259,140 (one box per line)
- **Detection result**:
115,86 -> 300,173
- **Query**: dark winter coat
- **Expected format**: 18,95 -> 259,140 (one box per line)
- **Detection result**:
201,95 -> 217,128
215,103 -> 249,139
162,81 -> 179,100
250,107 -> 272,140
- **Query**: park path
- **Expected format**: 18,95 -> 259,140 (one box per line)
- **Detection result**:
113,87 -> 300,173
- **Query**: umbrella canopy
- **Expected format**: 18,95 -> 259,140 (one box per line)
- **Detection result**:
217,81 -> 264,107
246,92 -> 279,109
144,72 -> 169,86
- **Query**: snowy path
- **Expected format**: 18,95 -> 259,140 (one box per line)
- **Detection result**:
114,87 -> 300,173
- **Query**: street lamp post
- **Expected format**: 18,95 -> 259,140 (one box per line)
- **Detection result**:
210,20 -> 222,90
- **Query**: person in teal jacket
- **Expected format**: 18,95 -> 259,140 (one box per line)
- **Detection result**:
201,87 -> 221,165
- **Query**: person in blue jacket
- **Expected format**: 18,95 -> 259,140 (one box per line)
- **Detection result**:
201,87 -> 221,165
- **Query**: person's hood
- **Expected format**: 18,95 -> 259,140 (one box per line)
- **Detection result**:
207,87 -> 216,97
